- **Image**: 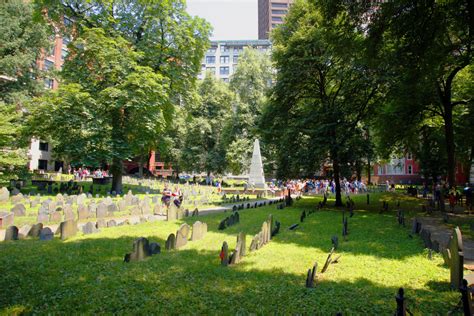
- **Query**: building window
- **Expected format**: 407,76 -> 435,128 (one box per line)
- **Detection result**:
378,166 -> 384,175
220,56 -> 230,64
61,48 -> 68,60
220,45 -> 229,53
39,142 -> 49,151
272,2 -> 288,8
272,16 -> 283,22
272,9 -> 287,14
63,35 -> 71,46
234,46 -> 244,54
207,47 -> 217,54
44,78 -> 54,89
206,56 -> 215,64
49,45 -> 56,57
233,55 -> 239,63
206,67 -> 216,74
408,165 -> 413,174
38,159 -> 48,170
407,153 -> 412,160
220,67 -> 229,75
43,60 -> 54,71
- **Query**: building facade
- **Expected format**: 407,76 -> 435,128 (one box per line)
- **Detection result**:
258,0 -> 294,40
198,40 -> 271,81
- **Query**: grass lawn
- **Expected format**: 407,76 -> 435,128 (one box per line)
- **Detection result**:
0,194 -> 459,314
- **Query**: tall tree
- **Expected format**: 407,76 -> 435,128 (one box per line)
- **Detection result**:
0,0 -> 50,176
29,0 -> 211,191
368,0 -> 473,185
262,0 -> 381,206
181,75 -> 234,176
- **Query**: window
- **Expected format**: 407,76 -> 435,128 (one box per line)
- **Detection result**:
220,45 -> 229,53
234,46 -> 244,54
271,2 -> 288,8
49,45 -> 56,57
272,9 -> 287,14
61,49 -> 68,60
233,55 -> 238,63
206,67 -> 216,74
38,159 -> 48,170
207,47 -> 217,54
43,60 -> 54,71
44,78 -> 54,89
220,67 -> 229,75
220,56 -> 229,64
408,165 -> 413,174
62,36 -> 71,45
272,16 -> 283,22
407,153 -> 412,160
39,142 -> 49,151
206,56 -> 215,64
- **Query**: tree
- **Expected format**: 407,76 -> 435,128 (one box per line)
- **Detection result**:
181,75 -> 234,177
223,48 -> 273,175
28,28 -> 171,192
0,0 -> 50,176
368,0 -> 473,185
262,0 -> 381,206
28,0 -> 211,191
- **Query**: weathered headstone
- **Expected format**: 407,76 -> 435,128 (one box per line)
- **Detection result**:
118,200 -> 127,212
18,225 -> 32,239
64,209 -> 75,221
59,219 -> 78,240
191,221 -> 206,241
149,242 -> 161,255
0,187 -> 9,202
77,193 -> 87,206
220,241 -> 229,266
124,237 -> 151,262
167,204 -> 177,221
175,223 -> 191,249
77,204 -> 89,220
96,203 -> 108,219
11,203 -> 26,216
36,212 -> 48,224
107,219 -> 117,227
49,211 -> 62,222
96,218 -> 107,228
0,212 -> 14,228
82,222 -> 99,235
4,226 -> 19,241
28,223 -> 43,238
165,233 -> 176,250
39,227 -> 54,241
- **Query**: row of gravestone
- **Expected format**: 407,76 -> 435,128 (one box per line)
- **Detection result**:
2,215 -> 161,242
166,205 -> 199,221
218,212 -> 239,230
164,221 -> 208,251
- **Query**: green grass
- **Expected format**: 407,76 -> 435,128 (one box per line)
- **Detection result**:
0,195 -> 460,314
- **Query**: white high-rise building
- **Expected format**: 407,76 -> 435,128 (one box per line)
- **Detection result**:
198,40 -> 271,82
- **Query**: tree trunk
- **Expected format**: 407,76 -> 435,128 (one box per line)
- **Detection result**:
333,157 -> 343,207
138,154 -> 144,178
367,157 -> 371,185
443,103 -> 456,186
356,160 -> 362,181
111,157 -> 123,193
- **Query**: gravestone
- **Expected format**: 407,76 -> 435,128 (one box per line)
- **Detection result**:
11,192 -> 23,203
118,200 -> 127,212
4,226 -> 19,241
88,202 -> 97,216
0,187 -> 9,202
249,234 -> 260,252
237,232 -> 247,257
332,235 -> 339,250
167,204 -> 177,221
107,219 -> 117,227
305,263 -> 318,288
28,223 -> 43,238
59,219 -> 78,240
96,203 -> 108,219
261,221 -> 269,245
191,221 -> 206,241
149,242 -> 161,255
108,203 -> 117,215
82,222 -> 99,235
0,212 -> 14,228
77,193 -> 87,206
220,241 -> 229,266
175,223 -> 191,249
445,227 -> 466,289
18,225 -> 32,239
77,204 -> 89,220
64,209 -> 75,221
165,233 -> 176,250
36,213 -> 48,224
271,221 -> 281,237
49,211 -> 62,222
192,208 -> 199,217
11,203 -> 26,216
124,237 -> 151,262
39,227 -> 54,241
267,214 -> 273,241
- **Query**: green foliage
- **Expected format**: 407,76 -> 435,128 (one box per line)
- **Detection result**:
0,0 -> 50,175
181,76 -> 233,175
0,195 -> 457,314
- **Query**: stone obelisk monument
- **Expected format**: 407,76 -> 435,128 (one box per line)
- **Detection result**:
248,139 -> 266,189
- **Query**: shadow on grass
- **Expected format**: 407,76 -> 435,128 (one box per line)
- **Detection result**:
0,236 -> 459,315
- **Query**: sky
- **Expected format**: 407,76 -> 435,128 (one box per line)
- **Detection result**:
186,0 -> 258,40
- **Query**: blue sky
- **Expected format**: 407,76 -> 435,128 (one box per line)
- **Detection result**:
186,0 -> 258,40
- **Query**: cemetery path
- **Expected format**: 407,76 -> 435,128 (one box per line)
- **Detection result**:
198,197 -> 284,215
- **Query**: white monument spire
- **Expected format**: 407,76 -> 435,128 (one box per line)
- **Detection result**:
248,139 -> 266,189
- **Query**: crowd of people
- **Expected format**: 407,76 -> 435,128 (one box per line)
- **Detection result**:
280,178 -> 368,196
69,167 -> 108,181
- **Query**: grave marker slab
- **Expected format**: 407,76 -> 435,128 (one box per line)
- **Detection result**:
39,227 -> 54,241
11,203 -> 26,217
165,233 -> 176,250
59,220 -> 78,240
18,225 -> 32,239
175,223 -> 191,248
28,223 -> 43,238
4,226 -> 19,241
0,212 -> 14,228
